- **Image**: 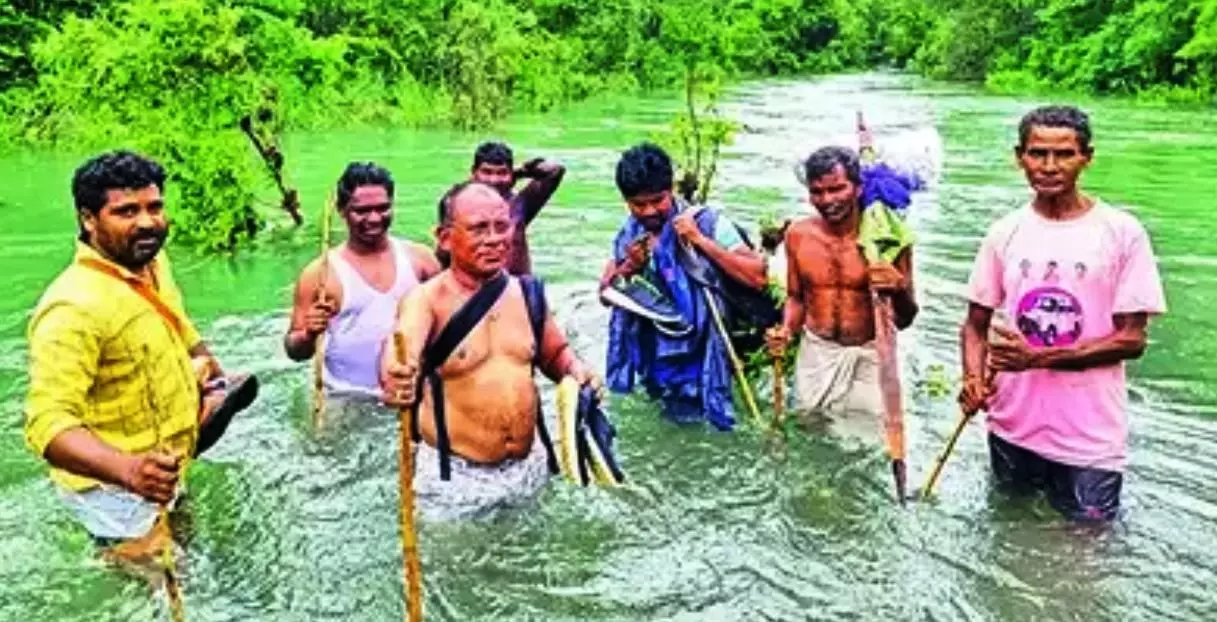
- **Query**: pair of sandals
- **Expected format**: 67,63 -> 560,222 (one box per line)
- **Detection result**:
601,277 -> 693,338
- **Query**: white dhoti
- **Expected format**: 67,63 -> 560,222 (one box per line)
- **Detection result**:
794,329 -> 884,444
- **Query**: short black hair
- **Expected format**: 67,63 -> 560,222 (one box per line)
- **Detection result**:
803,146 -> 861,186
72,150 -> 166,216
473,141 -> 513,170
72,150 -> 166,241
615,142 -> 673,199
336,162 -> 394,209
1018,105 -> 1093,154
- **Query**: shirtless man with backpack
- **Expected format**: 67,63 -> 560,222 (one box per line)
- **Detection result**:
380,182 -> 602,518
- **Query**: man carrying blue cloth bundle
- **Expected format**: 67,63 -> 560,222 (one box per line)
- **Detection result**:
598,143 -> 771,430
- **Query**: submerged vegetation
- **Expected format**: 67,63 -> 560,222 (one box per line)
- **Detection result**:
1,0 -> 1214,249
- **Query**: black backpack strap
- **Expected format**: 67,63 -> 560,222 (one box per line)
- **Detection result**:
426,373 -> 452,481
520,275 -> 560,475
418,271 -> 510,481
423,272 -> 509,370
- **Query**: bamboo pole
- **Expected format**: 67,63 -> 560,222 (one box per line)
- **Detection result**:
772,355 -> 786,429
311,197 -> 333,430
391,333 -> 423,622
146,362 -> 186,622
701,287 -> 764,427
919,413 -> 970,500
919,369 -> 991,499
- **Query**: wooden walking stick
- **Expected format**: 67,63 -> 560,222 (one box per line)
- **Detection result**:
675,215 -> 764,428
919,370 -> 992,499
701,287 -> 765,427
144,352 -> 187,622
312,198 -> 333,430
391,333 -> 423,622
772,352 -> 786,428
919,413 -> 970,500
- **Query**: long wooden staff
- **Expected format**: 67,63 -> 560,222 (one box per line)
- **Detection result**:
771,353 -> 786,429
391,333 -> 423,622
919,413 -> 969,500
675,211 -> 764,428
311,198 -> 333,430
148,392 -> 186,620
701,286 -> 764,427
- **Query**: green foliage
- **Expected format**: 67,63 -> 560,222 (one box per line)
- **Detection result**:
0,0 -> 110,86
911,0 -> 1216,101
651,69 -> 741,205
2,0 -> 1214,251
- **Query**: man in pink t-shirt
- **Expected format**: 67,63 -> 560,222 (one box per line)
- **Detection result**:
959,105 -> 1167,521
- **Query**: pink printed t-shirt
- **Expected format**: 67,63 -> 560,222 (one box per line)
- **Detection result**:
966,201 -> 1167,471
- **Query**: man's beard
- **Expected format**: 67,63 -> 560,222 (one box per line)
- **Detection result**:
639,215 -> 666,231
102,227 -> 167,269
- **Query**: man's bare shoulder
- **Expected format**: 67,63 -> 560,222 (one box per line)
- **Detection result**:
295,254 -> 329,288
784,216 -> 822,245
412,271 -> 448,300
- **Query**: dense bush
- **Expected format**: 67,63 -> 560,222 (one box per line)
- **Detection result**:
1,0 -> 1213,250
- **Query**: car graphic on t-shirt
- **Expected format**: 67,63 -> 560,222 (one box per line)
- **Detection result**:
1015,287 -> 1084,347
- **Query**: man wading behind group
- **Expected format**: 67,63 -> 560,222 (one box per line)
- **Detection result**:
466,141 -> 566,275
381,182 -> 599,519
284,163 -> 440,399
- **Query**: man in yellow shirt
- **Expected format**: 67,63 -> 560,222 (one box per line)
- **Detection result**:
24,151 -> 256,556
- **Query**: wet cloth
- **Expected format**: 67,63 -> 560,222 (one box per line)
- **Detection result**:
57,483 -> 177,541
323,238 -> 419,398
967,201 -> 1167,471
794,329 -> 882,443
412,436 -> 551,521
858,200 -> 917,264
605,202 -> 737,430
25,242 -> 199,492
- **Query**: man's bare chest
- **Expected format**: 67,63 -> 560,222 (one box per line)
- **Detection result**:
795,236 -> 869,290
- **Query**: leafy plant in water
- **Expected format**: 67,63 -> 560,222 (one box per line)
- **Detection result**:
653,67 -> 741,206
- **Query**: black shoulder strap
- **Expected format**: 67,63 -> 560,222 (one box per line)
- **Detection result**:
520,275 -> 547,362
423,272 -> 509,371
519,275 -> 560,475
417,271 -> 510,481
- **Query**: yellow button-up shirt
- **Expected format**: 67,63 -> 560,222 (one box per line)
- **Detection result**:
25,242 -> 201,491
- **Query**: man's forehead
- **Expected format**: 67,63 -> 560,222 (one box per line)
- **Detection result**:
1024,125 -> 1083,148
349,185 -> 391,205
808,164 -> 849,187
475,162 -> 511,172
451,187 -> 508,221
628,191 -> 667,204
103,186 -> 161,205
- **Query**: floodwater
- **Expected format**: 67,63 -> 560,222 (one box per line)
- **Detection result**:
1,73 -> 1215,621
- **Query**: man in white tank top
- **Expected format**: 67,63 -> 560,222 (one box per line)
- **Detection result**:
284,163 -> 441,398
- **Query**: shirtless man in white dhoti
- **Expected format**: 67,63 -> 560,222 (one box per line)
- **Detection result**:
764,146 -> 918,440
